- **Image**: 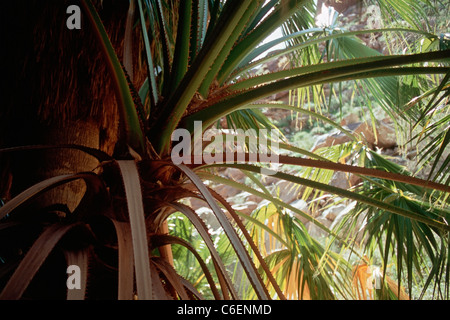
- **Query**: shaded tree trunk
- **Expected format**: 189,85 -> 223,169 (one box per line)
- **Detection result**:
1,0 -> 144,212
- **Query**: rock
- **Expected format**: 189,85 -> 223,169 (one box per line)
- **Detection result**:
349,173 -> 363,187
275,180 -> 302,204
306,216 -> 332,238
352,122 -> 375,147
330,172 -> 352,190
268,91 -> 290,104
331,205 -> 367,244
261,175 -> 278,186
382,147 -> 399,156
286,199 -> 311,224
323,203 -> 349,221
377,121 -> 397,149
312,118 -> 397,151
189,197 -> 207,211
406,149 -> 417,160
232,201 -> 258,215
330,201 -> 357,229
376,119 -> 397,149
256,199 -> 274,210
330,171 -> 362,190
223,168 -> 246,183
246,194 -> 265,204
214,184 -> 241,199
340,113 -> 360,126
311,131 -> 353,151
196,207 -> 221,230
353,119 -> 397,149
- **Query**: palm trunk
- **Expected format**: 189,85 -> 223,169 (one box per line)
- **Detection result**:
1,0 -> 143,211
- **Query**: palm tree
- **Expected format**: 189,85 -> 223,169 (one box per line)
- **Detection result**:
0,0 -> 448,300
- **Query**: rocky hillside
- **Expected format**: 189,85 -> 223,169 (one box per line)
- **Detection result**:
191,0 -> 443,244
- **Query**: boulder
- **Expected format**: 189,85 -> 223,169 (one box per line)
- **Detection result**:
261,175 -> 279,186
353,119 -> 397,149
246,193 -> 265,204
214,184 -> 241,199
323,203 -> 349,221
330,171 -> 362,190
331,205 -> 367,244
376,119 -> 397,149
189,197 -> 207,211
312,118 -> 397,151
330,201 -> 357,229
330,172 -> 352,190
286,199 -> 311,224
232,201 -> 258,215
195,207 -> 221,230
223,167 -> 247,183
275,180 -> 302,204
306,216 -> 332,238
340,113 -> 360,126
312,131 -> 353,151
